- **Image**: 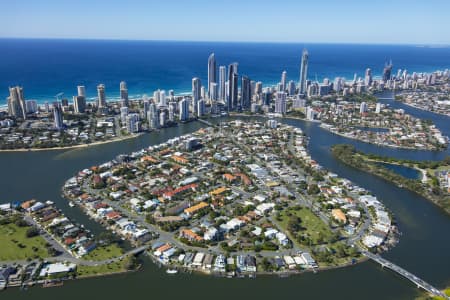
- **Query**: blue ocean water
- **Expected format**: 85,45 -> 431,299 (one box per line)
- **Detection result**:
1,39 -> 450,103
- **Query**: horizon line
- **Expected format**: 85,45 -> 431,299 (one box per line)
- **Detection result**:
1,36 -> 449,47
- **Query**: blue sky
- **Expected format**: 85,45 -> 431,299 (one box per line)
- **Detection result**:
1,0 -> 449,44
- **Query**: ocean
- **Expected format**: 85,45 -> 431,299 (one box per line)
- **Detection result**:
1,38 -> 450,103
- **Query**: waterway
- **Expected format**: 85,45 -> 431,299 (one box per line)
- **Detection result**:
0,100 -> 449,299
376,162 -> 422,180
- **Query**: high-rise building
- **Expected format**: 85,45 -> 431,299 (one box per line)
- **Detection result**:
168,102 -> 175,122
143,98 -> 150,118
77,86 -> 86,98
192,77 -> 201,114
97,84 -> 106,108
299,49 -> 309,94
382,61 -> 393,82
179,98 -> 190,121
255,81 -> 263,95
218,65 -> 226,102
147,103 -> 159,129
208,53 -> 216,98
197,99 -> 206,117
333,77 -> 343,93
287,81 -> 296,96
120,81 -> 129,107
53,102 -> 64,130
275,91 -> 287,114
360,102 -> 368,114
281,71 -> 287,91
159,111 -> 166,127
7,86 -> 27,119
210,82 -> 218,101
241,75 -> 252,110
364,68 -> 373,87
159,90 -> 166,107
126,113 -> 140,133
73,96 -> 86,113
227,63 -> 238,111
25,100 -> 38,114
262,88 -> 271,107
120,106 -> 129,124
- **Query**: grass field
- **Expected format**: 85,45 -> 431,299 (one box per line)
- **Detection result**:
278,207 -> 334,246
76,259 -> 128,277
82,243 -> 123,261
0,223 -> 49,261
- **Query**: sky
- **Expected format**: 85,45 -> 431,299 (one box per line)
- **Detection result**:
1,0 -> 450,44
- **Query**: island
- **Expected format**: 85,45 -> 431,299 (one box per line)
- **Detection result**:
331,144 -> 450,214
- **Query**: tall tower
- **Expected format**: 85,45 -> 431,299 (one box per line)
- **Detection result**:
120,81 -> 129,107
227,63 -> 238,111
219,65 -> 226,102
97,84 -> 106,108
7,86 -> 26,119
364,68 -> 373,87
192,77 -> 201,115
299,49 -> 309,94
208,53 -> 217,98
241,75 -> 252,110
281,71 -> 287,91
53,102 -> 64,130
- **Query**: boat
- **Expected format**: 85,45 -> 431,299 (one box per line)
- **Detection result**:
68,202 -> 75,207
166,269 -> 178,274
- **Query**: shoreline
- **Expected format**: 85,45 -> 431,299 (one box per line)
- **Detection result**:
0,133 -> 144,153
397,100 -> 450,118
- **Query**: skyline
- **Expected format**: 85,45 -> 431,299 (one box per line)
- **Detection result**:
2,0 -> 450,45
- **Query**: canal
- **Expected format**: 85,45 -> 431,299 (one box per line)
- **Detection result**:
0,99 -> 449,299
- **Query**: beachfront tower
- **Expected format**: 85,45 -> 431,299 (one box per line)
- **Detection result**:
192,77 -> 201,115
120,81 -> 129,107
281,71 -> 287,91
97,84 -> 106,108
299,49 -> 309,95
7,86 -> 27,119
219,65 -> 226,102
208,53 -> 217,99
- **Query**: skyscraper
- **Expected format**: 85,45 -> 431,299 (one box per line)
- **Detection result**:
208,53 -> 216,98
364,68 -> 373,87
382,61 -> 393,82
120,81 -> 129,107
219,65 -> 226,102
275,91 -> 287,114
53,102 -> 64,130
7,86 -> 27,119
73,96 -> 86,113
281,71 -> 287,92
77,85 -> 86,98
97,84 -> 106,108
179,98 -> 189,121
241,75 -> 252,110
197,99 -> 206,117
299,49 -> 309,94
227,63 -> 238,111
192,77 -> 201,115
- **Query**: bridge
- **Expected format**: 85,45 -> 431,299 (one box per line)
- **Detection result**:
362,251 -> 448,299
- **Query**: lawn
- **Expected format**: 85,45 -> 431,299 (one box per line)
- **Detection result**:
76,260 -> 126,277
277,207 -> 334,246
82,243 -> 123,261
0,223 -> 49,261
